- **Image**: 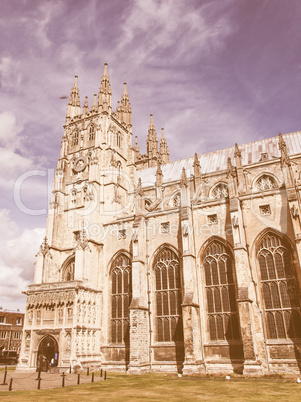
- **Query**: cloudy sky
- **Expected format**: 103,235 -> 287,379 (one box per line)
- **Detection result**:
1,0 -> 301,311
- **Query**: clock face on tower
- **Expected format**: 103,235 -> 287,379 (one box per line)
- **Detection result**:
73,156 -> 87,173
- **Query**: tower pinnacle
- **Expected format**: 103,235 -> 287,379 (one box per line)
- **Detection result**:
66,75 -> 81,119
98,63 -> 112,111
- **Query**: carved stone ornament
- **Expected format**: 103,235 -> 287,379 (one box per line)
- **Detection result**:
76,229 -> 90,251
38,237 -> 52,258
182,223 -> 189,236
83,182 -> 94,201
73,156 -> 87,172
291,204 -> 300,219
231,216 -> 239,228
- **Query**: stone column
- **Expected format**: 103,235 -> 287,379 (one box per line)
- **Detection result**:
180,168 -> 204,374
230,197 -> 268,375
128,218 -> 150,374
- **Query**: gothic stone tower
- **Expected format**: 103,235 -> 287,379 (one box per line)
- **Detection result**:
19,64 -> 301,375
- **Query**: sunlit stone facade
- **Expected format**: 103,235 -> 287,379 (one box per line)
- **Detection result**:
19,64 -> 301,375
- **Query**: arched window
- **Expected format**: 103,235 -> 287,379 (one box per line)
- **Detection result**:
171,193 -> 181,208
257,232 -> 301,339
111,254 -> 132,344
202,240 -> 240,341
255,174 -> 277,191
73,131 -> 79,146
154,247 -> 183,342
88,126 -> 95,141
116,132 -> 121,147
62,258 -> 75,281
211,183 -> 228,199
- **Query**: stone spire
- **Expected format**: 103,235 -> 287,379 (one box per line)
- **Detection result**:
278,132 -> 291,167
180,167 -> 188,188
193,153 -> 201,188
227,157 -> 236,179
146,114 -> 159,166
90,94 -> 97,113
119,82 -> 132,126
66,75 -> 81,119
278,132 -> 293,186
234,143 -> 245,194
234,143 -> 242,169
98,63 -> 112,112
156,161 -> 163,187
159,128 -> 170,164
82,96 -> 89,115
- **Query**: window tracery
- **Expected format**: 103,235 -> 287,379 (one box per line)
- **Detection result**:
202,240 -> 240,341
211,183 -> 228,199
111,254 -> 132,344
256,175 -> 277,191
154,248 -> 183,342
172,193 -> 181,208
257,233 -> 301,339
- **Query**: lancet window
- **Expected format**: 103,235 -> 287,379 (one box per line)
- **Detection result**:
257,233 -> 301,339
73,131 -> 79,146
88,126 -> 95,141
202,240 -> 240,341
62,258 -> 75,282
154,248 -> 183,342
111,254 -> 132,344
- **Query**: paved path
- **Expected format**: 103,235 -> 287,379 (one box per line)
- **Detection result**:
0,371 -> 104,391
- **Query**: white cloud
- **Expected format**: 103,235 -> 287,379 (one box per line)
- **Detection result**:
0,209 -> 44,310
0,57 -> 22,91
0,111 -> 22,149
117,0 -> 232,65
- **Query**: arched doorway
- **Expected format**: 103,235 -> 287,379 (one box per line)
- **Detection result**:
37,336 -> 59,371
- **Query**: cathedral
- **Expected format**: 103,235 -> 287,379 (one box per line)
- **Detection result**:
18,64 -> 301,375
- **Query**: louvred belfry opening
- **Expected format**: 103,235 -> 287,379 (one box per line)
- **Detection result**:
154,248 -> 183,342
257,233 -> 301,339
111,254 -> 132,344
203,240 -> 240,341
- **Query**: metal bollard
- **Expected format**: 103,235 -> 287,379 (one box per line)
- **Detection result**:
91,372 -> 94,383
9,378 -> 13,391
2,370 -> 7,385
100,368 -> 103,377
61,372 -> 66,388
36,369 -> 41,381
37,378 -> 41,390
77,373 -> 80,385
104,371 -> 107,381
69,365 -> 72,374
87,367 -> 90,376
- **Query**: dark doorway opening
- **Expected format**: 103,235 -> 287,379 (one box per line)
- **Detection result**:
37,335 -> 59,372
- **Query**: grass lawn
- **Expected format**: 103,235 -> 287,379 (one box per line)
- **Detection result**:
0,372 -> 300,401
